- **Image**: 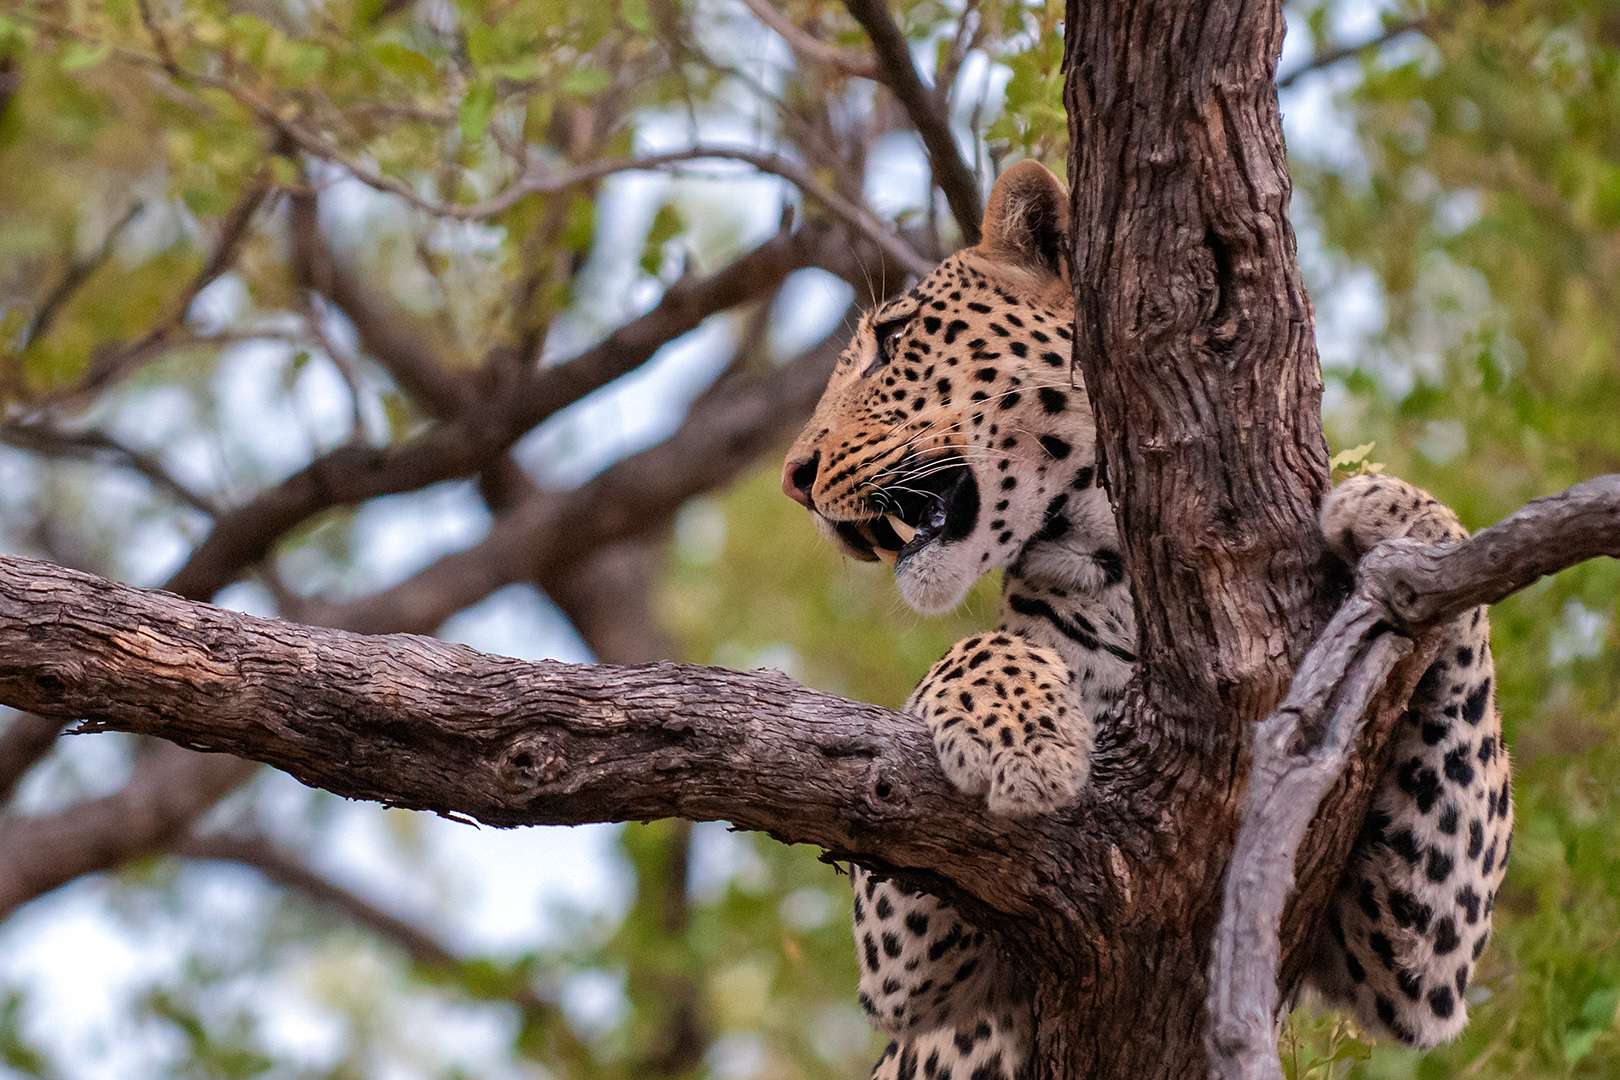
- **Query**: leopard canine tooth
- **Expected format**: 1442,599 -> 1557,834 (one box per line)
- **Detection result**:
886,514 -> 916,543
873,546 -> 898,566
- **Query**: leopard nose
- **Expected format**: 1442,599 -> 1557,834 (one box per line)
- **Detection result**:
782,452 -> 820,509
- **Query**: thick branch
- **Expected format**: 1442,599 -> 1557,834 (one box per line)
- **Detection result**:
0,314 -> 857,919
1207,474 -> 1620,1079
306,315 -> 849,636
841,0 -> 983,244
0,554 -> 1064,917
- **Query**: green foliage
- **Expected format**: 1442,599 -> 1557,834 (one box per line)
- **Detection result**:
1289,2 -> 1620,1075
1,0 -> 1617,1078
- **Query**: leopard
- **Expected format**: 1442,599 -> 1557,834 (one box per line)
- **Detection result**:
780,159 -> 1513,1079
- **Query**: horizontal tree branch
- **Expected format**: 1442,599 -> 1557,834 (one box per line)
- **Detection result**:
0,420 -> 219,515
0,306 -> 860,920
1207,473 -> 1620,1080
305,311 -> 852,636
0,554 -> 1066,920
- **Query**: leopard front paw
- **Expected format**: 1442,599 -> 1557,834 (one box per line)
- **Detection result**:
907,633 -> 1091,817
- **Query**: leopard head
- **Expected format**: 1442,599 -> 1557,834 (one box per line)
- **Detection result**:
783,161 -> 1097,615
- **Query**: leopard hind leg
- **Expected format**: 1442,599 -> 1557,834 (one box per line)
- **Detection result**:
1309,475 -> 1514,1047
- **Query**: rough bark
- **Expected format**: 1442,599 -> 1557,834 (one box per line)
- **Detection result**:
1055,1 -> 1337,1074
3,472 -> 1617,1074
1208,475 -> 1620,1078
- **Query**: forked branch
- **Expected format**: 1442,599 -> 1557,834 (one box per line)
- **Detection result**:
1208,474 -> 1620,1080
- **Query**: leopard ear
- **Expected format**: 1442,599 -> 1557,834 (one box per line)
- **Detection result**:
978,160 -> 1069,283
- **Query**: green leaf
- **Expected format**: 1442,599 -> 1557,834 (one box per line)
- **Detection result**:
458,80 -> 497,142
622,0 -> 651,33
1580,985 -> 1620,1027
58,40 -> 112,72
640,203 -> 685,274
1565,1025 -> 1605,1065
371,41 -> 436,79
562,65 -> 610,96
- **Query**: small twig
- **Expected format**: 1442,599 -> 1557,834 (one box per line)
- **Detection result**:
1276,17 -> 1428,90
21,201 -> 146,351
0,420 -> 219,515
736,0 -> 880,79
1207,474 -> 1620,1080
300,294 -> 369,446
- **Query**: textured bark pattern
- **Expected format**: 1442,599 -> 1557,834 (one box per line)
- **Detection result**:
1052,2 -> 1340,1076
0,556 -> 1092,925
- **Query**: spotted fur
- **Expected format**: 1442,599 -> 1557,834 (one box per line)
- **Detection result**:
782,163 -> 1511,1077
1308,474 -> 1513,1044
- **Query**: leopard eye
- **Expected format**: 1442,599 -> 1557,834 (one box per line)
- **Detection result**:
863,317 -> 909,376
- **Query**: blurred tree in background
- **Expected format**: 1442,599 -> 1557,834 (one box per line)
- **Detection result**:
0,0 -> 1615,1078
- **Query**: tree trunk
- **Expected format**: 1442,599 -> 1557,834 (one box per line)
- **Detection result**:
1044,1 -> 1335,1074
4,1 -> 1619,1076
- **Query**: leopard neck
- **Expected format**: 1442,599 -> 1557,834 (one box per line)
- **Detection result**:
996,485 -> 1138,718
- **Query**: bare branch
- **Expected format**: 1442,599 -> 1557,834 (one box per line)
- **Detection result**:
307,316 -> 851,636
1207,474 -> 1620,1079
841,0 -> 982,244
175,831 -> 599,1061
20,200 -> 146,352
0,420 -> 218,514
0,711 -> 64,806
0,742 -> 254,918
287,189 -> 472,416
160,223 -> 844,603
0,554 -> 1038,902
1276,17 -> 1427,90
736,0 -> 879,79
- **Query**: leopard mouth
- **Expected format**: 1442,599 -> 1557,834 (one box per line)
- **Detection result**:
826,455 -> 979,567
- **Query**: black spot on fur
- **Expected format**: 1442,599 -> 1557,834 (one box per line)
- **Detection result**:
1396,757 -> 1443,814
1433,916 -> 1460,955
1444,746 -> 1476,787
1039,435 -> 1072,459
